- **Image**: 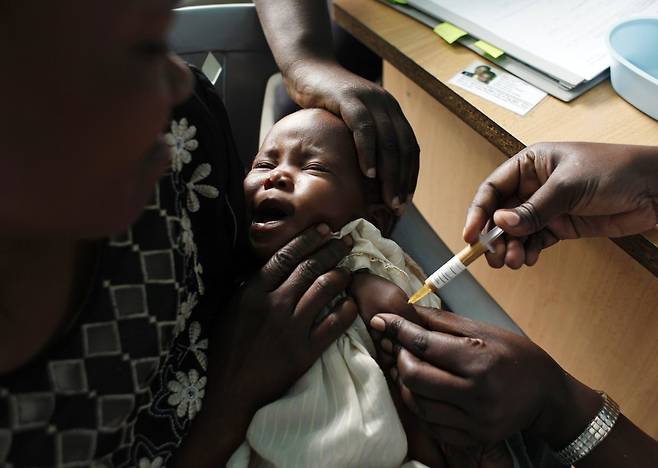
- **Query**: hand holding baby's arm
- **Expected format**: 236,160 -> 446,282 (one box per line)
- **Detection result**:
350,274 -> 514,468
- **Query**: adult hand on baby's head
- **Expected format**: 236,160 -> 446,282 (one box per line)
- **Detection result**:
284,60 -> 420,214
463,142 -> 658,269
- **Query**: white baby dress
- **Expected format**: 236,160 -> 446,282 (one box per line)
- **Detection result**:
228,219 -> 441,468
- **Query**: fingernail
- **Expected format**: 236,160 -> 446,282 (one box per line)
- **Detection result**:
342,235 -> 353,246
498,210 -> 520,227
366,168 -> 376,178
390,367 -> 399,382
392,197 -> 401,210
370,316 -> 385,331
381,338 -> 393,353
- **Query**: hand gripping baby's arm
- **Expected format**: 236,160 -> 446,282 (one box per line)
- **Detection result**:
349,273 -> 515,468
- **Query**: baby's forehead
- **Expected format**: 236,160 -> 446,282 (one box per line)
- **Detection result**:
261,109 -> 355,161
266,109 -> 352,148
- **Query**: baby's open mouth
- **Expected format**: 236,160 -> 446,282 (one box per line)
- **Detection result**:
252,198 -> 294,224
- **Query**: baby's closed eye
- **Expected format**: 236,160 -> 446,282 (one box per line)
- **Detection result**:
252,160 -> 276,169
302,162 -> 332,173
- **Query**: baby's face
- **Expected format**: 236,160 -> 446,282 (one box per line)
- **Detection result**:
244,109 -> 367,259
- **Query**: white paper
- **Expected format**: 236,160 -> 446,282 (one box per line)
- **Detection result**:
449,61 -> 546,115
410,0 -> 658,84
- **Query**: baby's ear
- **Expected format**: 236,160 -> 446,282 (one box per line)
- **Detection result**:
366,203 -> 396,236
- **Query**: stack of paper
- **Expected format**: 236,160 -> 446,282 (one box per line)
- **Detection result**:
409,0 -> 658,88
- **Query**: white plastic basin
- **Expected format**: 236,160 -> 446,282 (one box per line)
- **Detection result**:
607,17 -> 658,120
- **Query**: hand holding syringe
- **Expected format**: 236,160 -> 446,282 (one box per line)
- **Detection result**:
408,226 -> 505,304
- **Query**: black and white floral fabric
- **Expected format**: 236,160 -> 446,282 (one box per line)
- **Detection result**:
0,69 -> 247,467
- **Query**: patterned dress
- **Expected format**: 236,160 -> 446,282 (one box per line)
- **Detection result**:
0,69 -> 247,467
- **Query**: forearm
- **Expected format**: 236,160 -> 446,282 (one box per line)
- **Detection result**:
605,143 -> 658,206
253,0 -> 336,75
536,373 -> 658,468
574,415 -> 658,468
633,144 -> 658,203
617,143 -> 658,227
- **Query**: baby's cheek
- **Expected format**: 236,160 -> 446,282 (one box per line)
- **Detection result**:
325,195 -> 366,229
243,173 -> 256,191
243,174 -> 261,199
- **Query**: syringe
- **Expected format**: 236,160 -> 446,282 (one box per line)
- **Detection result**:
408,226 -> 505,304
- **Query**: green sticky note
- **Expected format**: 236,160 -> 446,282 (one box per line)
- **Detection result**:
433,22 -> 468,44
474,40 -> 505,58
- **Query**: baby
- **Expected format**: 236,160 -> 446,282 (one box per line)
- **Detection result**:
229,109 -> 517,468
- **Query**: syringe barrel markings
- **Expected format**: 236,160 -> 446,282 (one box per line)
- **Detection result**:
426,255 -> 466,290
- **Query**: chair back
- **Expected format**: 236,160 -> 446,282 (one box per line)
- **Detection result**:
170,4 -> 278,168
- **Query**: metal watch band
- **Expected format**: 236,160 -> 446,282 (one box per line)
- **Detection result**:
554,392 -> 621,466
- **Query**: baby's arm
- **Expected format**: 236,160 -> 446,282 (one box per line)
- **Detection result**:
349,272 -> 447,467
349,271 -> 426,344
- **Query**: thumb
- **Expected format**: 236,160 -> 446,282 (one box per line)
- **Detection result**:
493,176 -> 573,237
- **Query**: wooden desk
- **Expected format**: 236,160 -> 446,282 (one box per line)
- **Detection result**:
334,0 -> 658,439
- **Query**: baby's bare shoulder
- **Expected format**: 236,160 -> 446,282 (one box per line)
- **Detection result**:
349,271 -> 411,320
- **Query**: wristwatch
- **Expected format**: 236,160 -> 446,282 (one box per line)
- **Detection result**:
554,392 -> 621,466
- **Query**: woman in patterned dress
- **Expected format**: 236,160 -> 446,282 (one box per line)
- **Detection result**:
0,1 -> 419,466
